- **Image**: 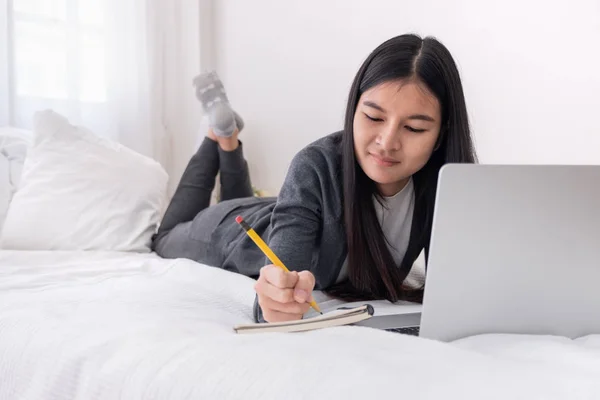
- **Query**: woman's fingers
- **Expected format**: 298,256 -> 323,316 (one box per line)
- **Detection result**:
258,293 -> 311,315
255,265 -> 312,322
294,270 -> 316,303
261,265 -> 299,288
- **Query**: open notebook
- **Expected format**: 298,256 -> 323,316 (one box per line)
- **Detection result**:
234,304 -> 375,334
233,291 -> 422,334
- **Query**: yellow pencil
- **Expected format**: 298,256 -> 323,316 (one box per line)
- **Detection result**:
236,215 -> 322,314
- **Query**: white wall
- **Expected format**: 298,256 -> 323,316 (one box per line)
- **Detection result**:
213,0 -> 600,195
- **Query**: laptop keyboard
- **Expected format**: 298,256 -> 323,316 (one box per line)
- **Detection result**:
386,326 -> 420,336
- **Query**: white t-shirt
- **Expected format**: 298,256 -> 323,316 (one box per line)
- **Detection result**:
336,177 -> 426,289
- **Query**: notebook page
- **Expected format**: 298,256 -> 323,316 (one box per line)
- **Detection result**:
305,291 -> 422,318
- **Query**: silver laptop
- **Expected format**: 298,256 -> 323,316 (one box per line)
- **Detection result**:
418,164 -> 600,341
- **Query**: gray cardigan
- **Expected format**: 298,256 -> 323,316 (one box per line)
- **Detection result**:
205,131 -> 431,321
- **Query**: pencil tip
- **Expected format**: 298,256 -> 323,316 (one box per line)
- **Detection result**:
319,311 -> 323,315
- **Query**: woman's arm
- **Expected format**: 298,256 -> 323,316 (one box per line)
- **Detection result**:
254,146 -> 327,322
267,146 -> 324,273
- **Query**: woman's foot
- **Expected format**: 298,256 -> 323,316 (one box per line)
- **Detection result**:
208,127 -> 240,152
193,71 -> 244,137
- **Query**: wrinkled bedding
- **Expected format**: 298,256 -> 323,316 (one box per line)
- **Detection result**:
1,250 -> 600,400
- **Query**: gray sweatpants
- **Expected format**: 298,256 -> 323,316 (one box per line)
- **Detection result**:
151,137 -> 255,265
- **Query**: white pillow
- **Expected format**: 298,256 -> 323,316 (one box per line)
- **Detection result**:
0,155 -> 10,230
0,127 -> 32,231
0,110 -> 169,252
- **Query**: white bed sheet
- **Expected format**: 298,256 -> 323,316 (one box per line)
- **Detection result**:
1,250 -> 600,399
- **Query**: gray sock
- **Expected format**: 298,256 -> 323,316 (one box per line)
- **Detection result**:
193,71 -> 244,137
233,111 -> 244,133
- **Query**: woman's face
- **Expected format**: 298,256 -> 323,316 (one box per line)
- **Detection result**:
353,79 -> 442,196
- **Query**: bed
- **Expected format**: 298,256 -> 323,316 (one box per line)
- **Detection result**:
3,250 -> 600,399
2,112 -> 600,399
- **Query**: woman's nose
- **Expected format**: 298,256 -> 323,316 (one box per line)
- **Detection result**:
376,125 -> 400,151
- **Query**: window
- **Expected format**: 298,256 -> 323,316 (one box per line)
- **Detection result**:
0,0 -> 188,170
1,0 -> 108,127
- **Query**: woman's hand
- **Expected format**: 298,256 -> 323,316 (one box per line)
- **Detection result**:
254,265 -> 316,322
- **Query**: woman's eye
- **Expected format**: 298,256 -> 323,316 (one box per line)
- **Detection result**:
364,113 -> 383,122
406,126 -> 426,133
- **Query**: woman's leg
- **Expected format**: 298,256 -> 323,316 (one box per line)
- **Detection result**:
157,70 -> 246,236
154,70 -> 251,240
195,70 -> 253,202
218,139 -> 254,202
152,129 -> 254,265
156,135 -> 219,236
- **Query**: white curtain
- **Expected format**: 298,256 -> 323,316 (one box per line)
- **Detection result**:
0,0 -> 206,180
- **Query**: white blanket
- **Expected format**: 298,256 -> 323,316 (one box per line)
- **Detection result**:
1,250 -> 600,399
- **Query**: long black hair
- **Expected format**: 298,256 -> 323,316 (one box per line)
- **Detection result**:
328,33 -> 477,303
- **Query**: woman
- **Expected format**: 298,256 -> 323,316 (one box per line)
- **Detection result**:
152,33 -> 477,323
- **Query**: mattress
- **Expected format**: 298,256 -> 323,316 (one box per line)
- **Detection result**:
1,250 -> 600,399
